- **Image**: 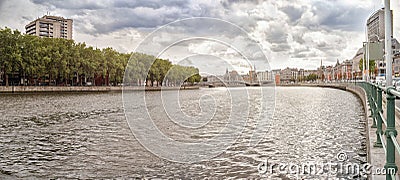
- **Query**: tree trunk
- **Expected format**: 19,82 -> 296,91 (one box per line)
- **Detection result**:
49,73 -> 52,86
22,72 -> 25,86
5,74 -> 9,87
106,71 -> 109,86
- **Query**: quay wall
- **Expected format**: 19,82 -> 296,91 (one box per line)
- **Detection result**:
0,86 -> 199,93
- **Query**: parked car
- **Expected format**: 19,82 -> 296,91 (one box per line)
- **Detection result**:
380,80 -> 386,87
395,80 -> 400,91
375,76 -> 385,86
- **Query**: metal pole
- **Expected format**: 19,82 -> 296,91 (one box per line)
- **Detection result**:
385,88 -> 398,179
385,0 -> 393,87
384,2 -> 397,178
365,22 -> 369,82
363,42 -> 366,81
367,41 -> 370,82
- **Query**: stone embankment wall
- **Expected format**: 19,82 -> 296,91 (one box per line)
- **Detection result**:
0,86 -> 199,93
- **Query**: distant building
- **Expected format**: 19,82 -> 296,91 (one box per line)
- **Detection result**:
280,67 -> 298,83
207,75 -> 224,83
272,69 -> 281,85
394,54 -> 400,77
298,69 -> 305,81
318,60 -> 324,80
394,39 -> 400,55
371,38 -> 400,78
271,69 -> 281,78
25,15 -> 73,39
367,8 -> 392,42
275,74 -> 280,85
351,48 -> 364,79
223,69 -> 241,84
256,71 -> 273,82
341,60 -> 353,80
333,59 -> 341,80
366,8 -> 396,78
324,66 -> 333,81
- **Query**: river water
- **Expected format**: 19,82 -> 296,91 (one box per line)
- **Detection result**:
0,87 -> 367,179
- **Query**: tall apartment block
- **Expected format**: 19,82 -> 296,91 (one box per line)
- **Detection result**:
25,15 -> 73,39
366,8 -> 392,42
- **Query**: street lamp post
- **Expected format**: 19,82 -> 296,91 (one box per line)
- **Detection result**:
363,42 -> 367,81
385,0 -> 393,87
365,23 -> 370,82
383,1 -> 397,179
367,38 -> 370,81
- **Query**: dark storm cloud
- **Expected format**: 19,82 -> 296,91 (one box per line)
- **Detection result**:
292,46 -> 310,54
31,0 -> 106,10
112,0 -> 189,9
281,5 -> 305,23
13,0 -> 382,69
220,0 -> 261,9
30,0 -> 216,35
292,33 -> 305,44
291,53 -> 307,58
0,1 -> 5,9
270,44 -> 290,52
82,8 -> 182,34
263,21 -> 289,47
311,1 -> 370,31
22,16 -> 33,21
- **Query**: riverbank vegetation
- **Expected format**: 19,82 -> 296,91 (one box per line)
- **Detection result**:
0,28 -> 201,86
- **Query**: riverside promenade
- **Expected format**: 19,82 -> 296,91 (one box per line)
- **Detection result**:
0,86 -> 199,93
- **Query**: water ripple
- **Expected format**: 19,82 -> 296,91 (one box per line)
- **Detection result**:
0,87 -> 366,179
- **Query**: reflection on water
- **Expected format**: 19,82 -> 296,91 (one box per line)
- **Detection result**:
0,87 -> 366,179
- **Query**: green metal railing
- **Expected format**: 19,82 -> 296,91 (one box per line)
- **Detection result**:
359,82 -> 399,179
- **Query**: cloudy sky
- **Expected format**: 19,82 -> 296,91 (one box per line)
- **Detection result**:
1,0 -> 399,74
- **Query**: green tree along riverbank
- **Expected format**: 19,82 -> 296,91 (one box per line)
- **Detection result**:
0,28 -> 201,87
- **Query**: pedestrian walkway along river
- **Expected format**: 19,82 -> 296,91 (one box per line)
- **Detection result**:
0,86 -> 367,179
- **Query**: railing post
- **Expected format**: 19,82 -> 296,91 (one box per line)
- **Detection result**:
385,87 -> 398,179
374,85 -> 383,147
371,83 -> 377,128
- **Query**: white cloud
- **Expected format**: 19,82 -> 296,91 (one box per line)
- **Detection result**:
0,0 -> 399,73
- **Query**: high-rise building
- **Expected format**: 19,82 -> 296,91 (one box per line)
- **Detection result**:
366,8 -> 393,78
25,15 -> 73,39
366,8 -> 392,42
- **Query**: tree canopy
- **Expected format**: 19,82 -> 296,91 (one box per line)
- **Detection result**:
305,73 -> 318,81
359,58 -> 376,76
0,27 -> 201,87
